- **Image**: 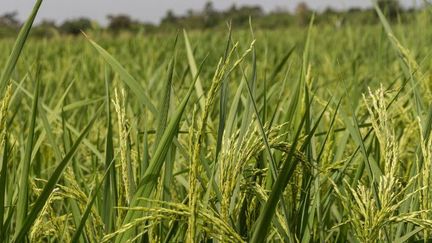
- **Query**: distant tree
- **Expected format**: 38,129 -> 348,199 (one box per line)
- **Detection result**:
32,19 -> 59,38
161,10 -> 177,25
259,10 -> 293,29
228,5 -> 263,27
186,9 -> 195,18
347,7 -> 362,13
271,5 -> 290,14
107,14 -> 133,32
202,1 -> 218,28
39,19 -> 57,27
203,1 -> 218,28
141,23 -> 157,34
225,4 -> 238,20
377,0 -> 400,19
295,2 -> 310,15
323,7 -> 337,15
321,7 -> 344,27
228,4 -> 237,14
0,11 -> 20,27
295,2 -> 312,26
60,18 -> 92,35
242,5 -> 264,17
203,1 -> 216,15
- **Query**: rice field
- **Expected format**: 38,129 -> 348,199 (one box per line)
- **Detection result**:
2,1 -> 432,242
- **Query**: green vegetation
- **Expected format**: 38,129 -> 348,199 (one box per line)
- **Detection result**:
2,0 -> 432,242
0,0 -> 424,38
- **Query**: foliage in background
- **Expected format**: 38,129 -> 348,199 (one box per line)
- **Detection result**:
0,0 -> 428,38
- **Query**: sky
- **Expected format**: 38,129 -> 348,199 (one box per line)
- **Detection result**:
0,0 -> 421,25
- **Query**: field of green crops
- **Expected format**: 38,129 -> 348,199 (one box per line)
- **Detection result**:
2,1 -> 432,242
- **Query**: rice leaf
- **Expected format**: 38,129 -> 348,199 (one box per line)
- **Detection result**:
14,104 -> 103,243
85,36 -> 158,115
0,0 -> 43,95
15,77 -> 40,233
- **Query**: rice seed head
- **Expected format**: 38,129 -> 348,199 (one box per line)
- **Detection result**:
113,87 -> 136,204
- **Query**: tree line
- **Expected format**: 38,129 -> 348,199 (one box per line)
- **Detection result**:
0,0 -> 425,38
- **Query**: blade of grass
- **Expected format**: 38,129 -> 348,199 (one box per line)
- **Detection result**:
141,127 -> 149,176
158,45 -> 177,236
15,77 -> 40,233
115,58 -> 206,243
374,2 -> 424,116
155,57 -> 174,149
296,83 -> 314,240
215,25 -> 232,160
0,0 -> 43,95
0,136 -> 8,241
251,99 -> 329,242
183,30 -> 206,111
85,35 -> 158,115
103,65 -> 116,234
14,104 -> 103,243
71,159 -> 115,243
12,79 -> 105,161
225,78 -> 244,137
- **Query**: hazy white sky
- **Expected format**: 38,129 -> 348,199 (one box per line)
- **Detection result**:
0,0 -> 420,25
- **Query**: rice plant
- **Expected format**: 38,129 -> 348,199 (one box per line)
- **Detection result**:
2,0 -> 432,242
